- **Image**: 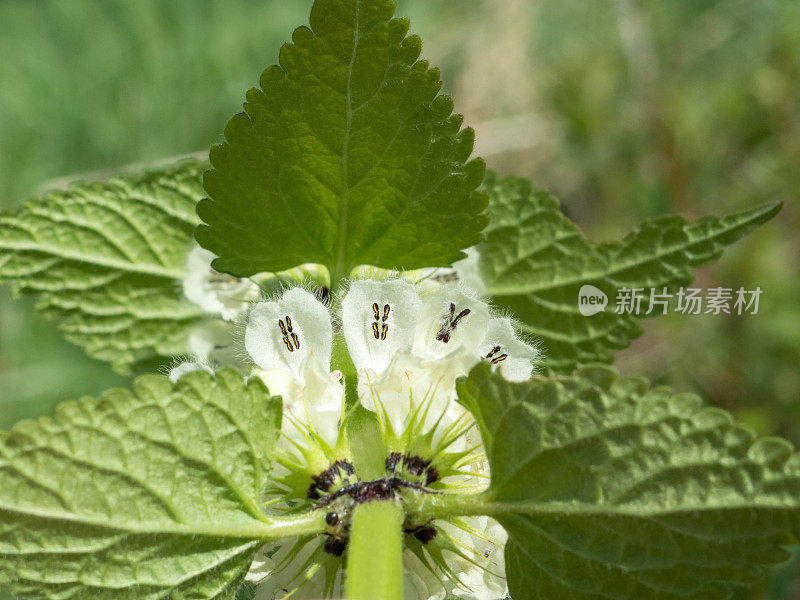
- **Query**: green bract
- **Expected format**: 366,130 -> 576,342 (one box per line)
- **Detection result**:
480,173 -> 782,374
196,0 -> 488,281
457,363 -> 800,600
0,370 -> 329,599
0,160 -> 208,373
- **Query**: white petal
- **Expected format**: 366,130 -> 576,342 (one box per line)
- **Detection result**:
168,361 -> 212,383
442,517 -> 508,600
187,320 -> 243,368
245,288 -> 332,382
453,247 -> 486,295
403,549 -> 447,600
342,279 -> 422,374
259,367 -> 344,447
182,246 -> 256,321
249,539 -> 338,599
358,353 -> 472,445
409,248 -> 485,296
480,318 -> 539,382
413,287 -> 490,360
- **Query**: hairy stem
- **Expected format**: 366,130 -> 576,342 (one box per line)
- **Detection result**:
345,500 -> 404,600
408,490 -> 492,522
254,510 -> 329,540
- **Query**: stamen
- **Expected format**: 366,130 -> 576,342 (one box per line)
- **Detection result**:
436,302 -> 471,343
451,308 -> 471,325
491,353 -> 508,364
486,345 -> 501,358
370,303 -> 391,342
278,317 -> 299,351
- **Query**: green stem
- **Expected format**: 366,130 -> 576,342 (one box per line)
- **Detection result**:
254,509 -> 329,540
328,264 -> 349,297
405,490 -> 492,522
345,501 -> 405,600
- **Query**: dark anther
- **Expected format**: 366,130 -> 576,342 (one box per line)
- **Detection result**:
436,302 -> 471,343
324,537 -> 347,556
278,316 -> 299,352
325,512 -> 340,527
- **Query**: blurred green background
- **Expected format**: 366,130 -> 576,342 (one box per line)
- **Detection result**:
0,0 -> 798,598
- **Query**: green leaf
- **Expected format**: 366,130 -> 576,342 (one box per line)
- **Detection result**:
234,581 -> 258,600
0,369 -> 324,600
196,0 -> 488,281
479,172 -> 782,374
234,581 -> 257,600
457,363 -> 800,600
0,159 -> 210,373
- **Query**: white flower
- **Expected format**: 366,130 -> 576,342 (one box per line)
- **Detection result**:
342,279 -> 421,375
403,551 -> 447,600
245,287 -> 332,382
238,279 -> 536,600
480,318 -> 540,382
413,287 -> 490,362
244,287 -> 342,448
413,247 -> 485,296
350,281 -> 538,438
441,517 -> 508,600
452,248 -> 485,296
182,246 -> 257,320
249,539 -> 342,600
187,320 -> 244,368
256,365 -> 345,446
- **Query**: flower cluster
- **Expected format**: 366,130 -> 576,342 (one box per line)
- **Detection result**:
176,248 -> 541,600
